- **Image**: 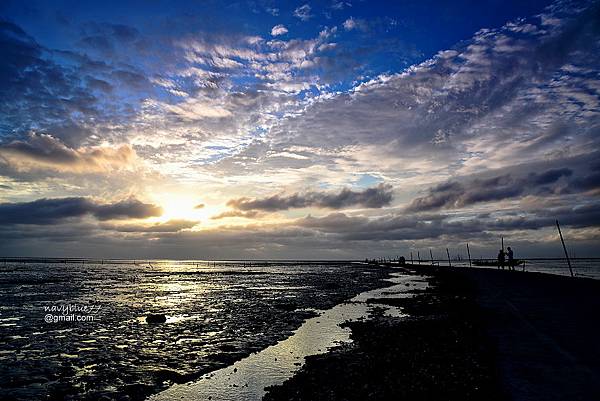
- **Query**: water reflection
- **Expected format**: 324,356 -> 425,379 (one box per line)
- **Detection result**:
0,261 -> 390,400
150,273 -> 427,401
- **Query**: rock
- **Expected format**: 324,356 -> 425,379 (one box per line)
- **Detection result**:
273,301 -> 297,311
146,314 -> 167,324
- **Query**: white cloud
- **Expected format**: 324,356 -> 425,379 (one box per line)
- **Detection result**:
5,0 -> 600,257
271,24 -> 288,36
343,17 -> 367,31
293,4 -> 312,21
162,98 -> 232,120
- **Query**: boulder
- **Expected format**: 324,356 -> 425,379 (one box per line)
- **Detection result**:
146,314 -> 167,324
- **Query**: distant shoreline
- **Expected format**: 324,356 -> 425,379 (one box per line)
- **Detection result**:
2,257 -> 600,262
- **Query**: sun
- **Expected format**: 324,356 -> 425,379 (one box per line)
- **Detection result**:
153,194 -> 210,224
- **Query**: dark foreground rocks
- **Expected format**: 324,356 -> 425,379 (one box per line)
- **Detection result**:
264,268 -> 506,401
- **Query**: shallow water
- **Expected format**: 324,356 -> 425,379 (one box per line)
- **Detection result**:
0,261 -> 391,400
150,272 -> 427,401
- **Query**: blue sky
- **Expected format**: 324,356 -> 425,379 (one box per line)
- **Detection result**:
2,0 -> 556,93
1,0 -> 599,258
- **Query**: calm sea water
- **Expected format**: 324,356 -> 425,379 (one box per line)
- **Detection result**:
0,261 -> 389,401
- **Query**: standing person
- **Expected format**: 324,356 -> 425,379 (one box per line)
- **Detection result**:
497,249 -> 505,270
507,247 -> 514,271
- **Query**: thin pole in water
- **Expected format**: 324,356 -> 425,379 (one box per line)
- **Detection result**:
466,243 -> 472,268
556,220 -> 574,278
417,251 -> 421,264
446,248 -> 452,268
430,249 -> 434,266
410,252 -> 413,264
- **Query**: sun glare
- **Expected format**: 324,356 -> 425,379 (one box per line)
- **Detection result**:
153,194 -> 210,224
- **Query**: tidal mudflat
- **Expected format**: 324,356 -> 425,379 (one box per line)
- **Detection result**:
0,261 -> 392,400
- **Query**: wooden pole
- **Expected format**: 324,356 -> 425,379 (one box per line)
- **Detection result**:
466,243 -> 472,268
410,252 -> 413,264
417,251 -> 421,264
446,248 -> 452,268
501,237 -> 504,252
556,220 -> 574,278
430,249 -> 434,266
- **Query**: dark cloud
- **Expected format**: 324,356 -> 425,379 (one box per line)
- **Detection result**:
92,198 -> 162,220
0,20 -> 99,146
85,75 -> 113,93
0,133 -> 137,176
227,184 -> 393,211
110,69 -> 151,91
0,197 -> 162,225
100,219 -> 197,233
566,172 -> 600,193
294,199 -> 600,244
297,212 -> 480,241
211,210 -> 260,219
78,22 -> 140,56
407,168 -> 575,212
0,20 -> 152,150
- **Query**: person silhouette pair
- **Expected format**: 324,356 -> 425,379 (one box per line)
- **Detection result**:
498,247 -> 515,270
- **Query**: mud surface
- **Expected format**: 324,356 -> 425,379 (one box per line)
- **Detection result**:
263,268 -> 505,401
0,262 -> 391,401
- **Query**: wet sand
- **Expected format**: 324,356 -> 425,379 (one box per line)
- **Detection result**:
0,262 -> 393,401
264,266 -> 600,401
149,273 -> 426,401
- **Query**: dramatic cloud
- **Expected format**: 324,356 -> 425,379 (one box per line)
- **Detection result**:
0,197 -> 162,225
406,168 -> 575,212
227,184 -> 393,211
268,0 -> 600,175
1,0 -> 600,258
271,24 -> 288,36
100,219 -> 198,233
0,19 -> 152,149
0,133 -> 137,175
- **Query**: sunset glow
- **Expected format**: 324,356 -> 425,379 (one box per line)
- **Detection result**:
1,0 -> 599,259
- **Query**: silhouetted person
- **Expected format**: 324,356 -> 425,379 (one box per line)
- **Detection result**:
507,247 -> 514,271
399,256 -> 406,266
497,249 -> 505,270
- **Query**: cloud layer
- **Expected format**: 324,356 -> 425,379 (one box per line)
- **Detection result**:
0,197 -> 162,225
1,0 -> 599,258
0,133 -> 137,175
227,184 -> 393,211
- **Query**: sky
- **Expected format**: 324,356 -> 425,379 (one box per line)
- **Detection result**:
0,0 -> 599,259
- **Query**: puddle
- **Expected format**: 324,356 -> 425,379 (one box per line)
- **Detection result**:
149,271 -> 426,401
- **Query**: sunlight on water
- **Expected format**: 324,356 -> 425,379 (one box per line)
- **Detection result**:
0,261 -> 391,400
150,272 -> 427,401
